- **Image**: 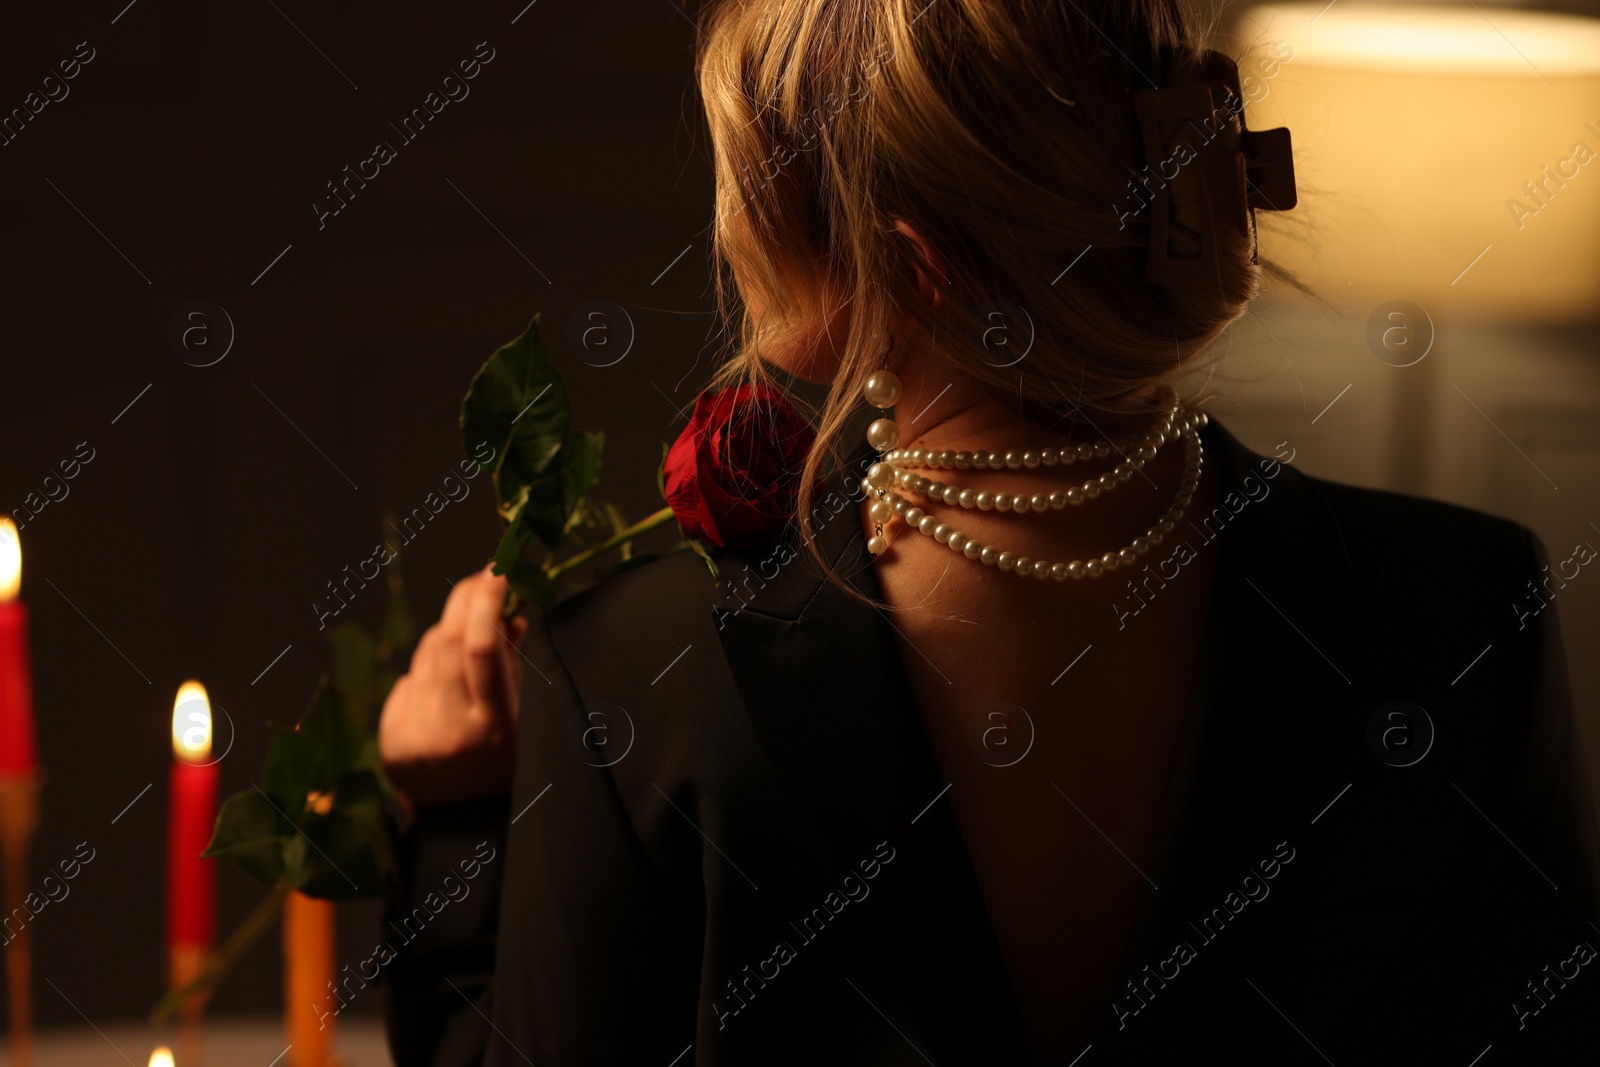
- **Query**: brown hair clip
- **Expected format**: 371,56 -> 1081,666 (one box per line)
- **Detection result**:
1131,50 -> 1297,288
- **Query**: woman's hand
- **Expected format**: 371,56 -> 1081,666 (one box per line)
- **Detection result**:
379,565 -> 530,810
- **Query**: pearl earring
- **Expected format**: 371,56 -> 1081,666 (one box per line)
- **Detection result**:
862,367 -> 902,557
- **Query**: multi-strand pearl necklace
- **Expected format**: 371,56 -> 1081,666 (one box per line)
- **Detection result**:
858,371 -> 1207,581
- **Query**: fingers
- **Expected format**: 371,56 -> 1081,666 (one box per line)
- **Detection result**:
437,572 -> 480,640
461,571 -> 518,720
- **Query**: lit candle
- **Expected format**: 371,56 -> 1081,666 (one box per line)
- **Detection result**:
148,1047 -> 174,1067
0,519 -> 37,774
166,680 -> 217,965
0,518 -> 39,1067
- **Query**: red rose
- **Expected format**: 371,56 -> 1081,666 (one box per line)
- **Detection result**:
663,384 -> 818,549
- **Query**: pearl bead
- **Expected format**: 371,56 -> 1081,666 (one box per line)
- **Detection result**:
1077,443 -> 1094,461
988,451 -> 1006,469
866,462 -> 895,490
864,370 -> 902,408
955,451 -> 973,469
867,535 -> 888,555
873,422 -> 1202,592
1041,449 -> 1059,467
870,500 -> 895,523
867,418 -> 900,450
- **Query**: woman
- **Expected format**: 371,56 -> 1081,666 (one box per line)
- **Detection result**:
377,1 -> 1600,1063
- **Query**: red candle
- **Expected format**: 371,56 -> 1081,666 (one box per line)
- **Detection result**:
0,520 -> 37,775
166,681 -> 218,953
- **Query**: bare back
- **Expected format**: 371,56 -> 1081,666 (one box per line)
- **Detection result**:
859,435 -> 1224,1059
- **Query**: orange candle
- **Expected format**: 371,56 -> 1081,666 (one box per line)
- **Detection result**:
284,889 -> 336,1067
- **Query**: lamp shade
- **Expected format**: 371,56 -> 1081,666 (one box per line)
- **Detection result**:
1236,3 -> 1600,321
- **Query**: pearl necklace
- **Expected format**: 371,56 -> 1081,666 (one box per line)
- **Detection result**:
881,394 -> 1183,514
858,370 -> 1207,579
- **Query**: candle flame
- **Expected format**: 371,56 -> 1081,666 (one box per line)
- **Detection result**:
148,1048 -> 174,1067
0,519 -> 19,603
171,680 -> 212,762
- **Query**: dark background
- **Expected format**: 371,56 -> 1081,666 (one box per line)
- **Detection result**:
1,0 -> 719,1026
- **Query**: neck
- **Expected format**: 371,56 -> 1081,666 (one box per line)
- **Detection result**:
889,359 -> 1170,458
875,361 -> 1199,573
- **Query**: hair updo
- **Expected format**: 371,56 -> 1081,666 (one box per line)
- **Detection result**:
693,0 -> 1293,583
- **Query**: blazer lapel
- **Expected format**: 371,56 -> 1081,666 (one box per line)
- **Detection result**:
713,441 -> 1033,1063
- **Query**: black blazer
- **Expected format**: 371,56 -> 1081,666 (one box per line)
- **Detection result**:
382,419 -> 1600,1066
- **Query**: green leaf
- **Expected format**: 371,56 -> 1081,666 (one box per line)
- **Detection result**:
656,441 -> 670,500
202,790 -> 287,887
460,313 -> 571,512
262,727 -> 321,812
517,429 -> 601,552
492,513 -> 534,574
282,810 -> 384,900
298,678 -> 367,784
498,555 -> 556,610
332,768 -> 393,876
327,622 -> 376,707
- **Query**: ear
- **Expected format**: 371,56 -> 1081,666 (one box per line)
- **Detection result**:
892,219 -> 953,312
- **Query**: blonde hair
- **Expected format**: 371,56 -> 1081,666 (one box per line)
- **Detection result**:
694,0 -> 1293,597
